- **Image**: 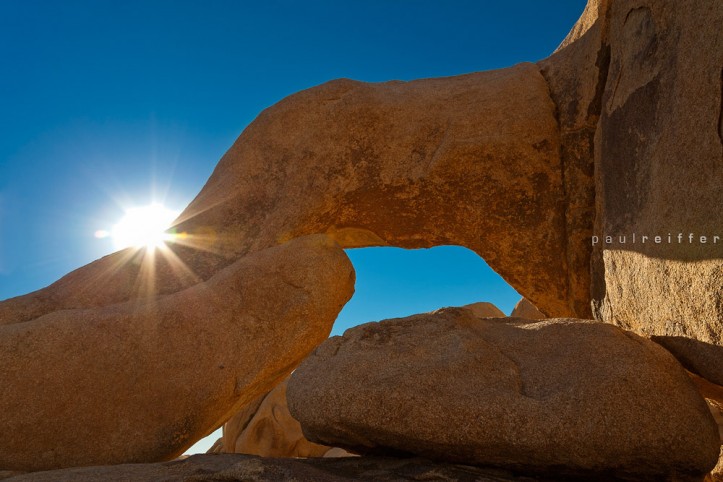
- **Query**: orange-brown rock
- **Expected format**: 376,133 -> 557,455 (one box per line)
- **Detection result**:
510,298 -> 544,319
537,2 -> 605,320
690,373 -> 723,482
188,290 -> 513,468
0,235 -> 354,472
461,302 -> 505,318
215,378 -> 330,458
288,308 -> 720,480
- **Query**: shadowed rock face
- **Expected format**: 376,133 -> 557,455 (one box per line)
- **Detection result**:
287,308 -> 720,480
0,454 -> 551,482
0,235 -> 354,472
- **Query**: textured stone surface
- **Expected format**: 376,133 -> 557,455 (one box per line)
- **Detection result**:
0,454 -> 550,482
708,457 -> 723,482
690,374 -> 723,482
215,378 -> 330,458
586,0 -> 723,383
288,308 -> 720,480
537,2 -> 608,319
556,0 -> 607,51
0,235 -> 354,472
510,298 -> 544,320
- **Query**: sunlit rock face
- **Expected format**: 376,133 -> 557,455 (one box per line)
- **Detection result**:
212,377 -> 331,458
510,298 -> 545,319
461,302 -> 505,318
287,308 -> 720,480
0,235 -> 354,472
688,373 -> 723,482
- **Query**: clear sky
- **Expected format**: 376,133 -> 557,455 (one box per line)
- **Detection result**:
0,0 -> 585,453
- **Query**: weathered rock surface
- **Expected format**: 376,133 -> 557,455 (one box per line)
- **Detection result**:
214,378 -> 331,458
287,308 -> 720,480
690,373 -> 723,482
581,0 -> 723,383
0,454 -> 551,482
510,298 -> 544,319
707,456 -> 723,482
0,235 -> 354,472
537,0 -> 606,319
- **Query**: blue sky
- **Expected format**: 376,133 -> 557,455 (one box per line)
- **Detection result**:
0,0 -> 585,450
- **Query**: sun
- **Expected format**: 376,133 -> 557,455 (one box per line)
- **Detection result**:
97,204 -> 180,250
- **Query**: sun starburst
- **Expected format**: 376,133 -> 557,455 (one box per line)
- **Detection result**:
95,203 -> 180,250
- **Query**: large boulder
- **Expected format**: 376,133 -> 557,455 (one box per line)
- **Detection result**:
287,308 -> 720,480
0,235 -> 354,472
0,454 -> 546,482
214,378 -> 331,458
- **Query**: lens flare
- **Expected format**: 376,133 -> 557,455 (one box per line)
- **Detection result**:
110,204 -> 180,250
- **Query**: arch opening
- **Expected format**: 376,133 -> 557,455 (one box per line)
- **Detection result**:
332,245 -> 522,336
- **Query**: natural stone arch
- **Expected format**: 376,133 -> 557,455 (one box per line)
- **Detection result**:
0,62 -> 589,329
2,0 -> 721,472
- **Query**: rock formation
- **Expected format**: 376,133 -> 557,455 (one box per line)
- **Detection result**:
0,61 -> 578,330
287,308 -> 720,480
0,454 -> 545,482
690,373 -> 723,482
4,0 -> 718,383
0,235 -> 354,472
461,302 -> 505,318
0,0 -> 721,476
510,298 -> 544,319
213,378 -> 331,458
